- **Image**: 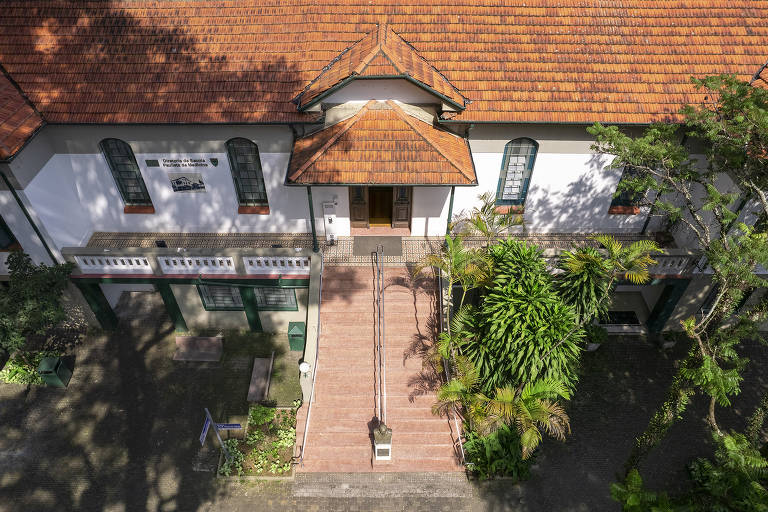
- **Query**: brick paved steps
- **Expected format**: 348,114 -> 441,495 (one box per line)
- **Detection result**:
297,265 -> 460,473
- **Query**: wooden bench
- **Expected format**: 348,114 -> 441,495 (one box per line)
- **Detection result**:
173,336 -> 223,362
248,352 -> 274,402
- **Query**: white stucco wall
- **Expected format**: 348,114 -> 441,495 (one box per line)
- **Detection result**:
458,125 -> 650,234
23,150 -> 310,250
322,79 -> 441,105
412,187 -> 451,236
309,186 -> 351,238
0,189 -> 53,266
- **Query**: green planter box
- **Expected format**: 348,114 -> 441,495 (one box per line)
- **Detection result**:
37,356 -> 72,388
288,322 -> 306,352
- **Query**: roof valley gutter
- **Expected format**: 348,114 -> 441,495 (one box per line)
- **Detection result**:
0,171 -> 59,264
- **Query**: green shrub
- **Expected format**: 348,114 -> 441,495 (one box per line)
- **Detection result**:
0,351 -> 58,385
464,425 -> 533,480
219,439 -> 245,477
246,429 -> 265,446
584,324 -> 608,345
248,404 -> 276,427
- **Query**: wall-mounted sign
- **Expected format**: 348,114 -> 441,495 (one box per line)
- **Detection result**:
169,172 -> 206,193
146,157 -> 220,168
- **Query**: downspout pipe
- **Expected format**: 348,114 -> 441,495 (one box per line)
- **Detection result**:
0,171 -> 59,264
307,186 -> 320,253
446,186 -> 456,236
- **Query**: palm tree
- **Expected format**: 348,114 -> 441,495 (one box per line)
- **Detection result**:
456,191 -> 522,246
482,379 -> 572,459
432,356 -> 487,430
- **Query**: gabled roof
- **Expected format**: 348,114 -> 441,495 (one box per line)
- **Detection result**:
0,71 -> 42,159
287,100 -> 476,186
0,1 -> 767,161
293,24 -> 467,110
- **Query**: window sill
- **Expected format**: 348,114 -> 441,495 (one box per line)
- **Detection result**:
608,205 -> 640,215
238,205 -> 270,215
494,205 -> 524,215
124,205 -> 155,214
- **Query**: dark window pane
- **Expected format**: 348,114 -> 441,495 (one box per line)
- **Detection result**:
226,138 -> 268,206
99,138 -> 152,206
199,285 -> 244,310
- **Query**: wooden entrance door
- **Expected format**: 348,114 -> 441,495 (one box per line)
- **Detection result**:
368,187 -> 393,226
349,186 -> 369,227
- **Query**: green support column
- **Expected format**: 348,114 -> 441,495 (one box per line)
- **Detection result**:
239,287 -> 263,332
646,279 -> 691,334
307,186 -> 319,253
156,282 -> 188,332
75,282 -> 118,330
446,186 -> 456,235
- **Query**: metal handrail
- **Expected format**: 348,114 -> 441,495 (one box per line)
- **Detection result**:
437,269 -> 466,465
298,253 -> 323,467
375,245 -> 387,425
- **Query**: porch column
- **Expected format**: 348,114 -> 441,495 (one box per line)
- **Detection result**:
446,186 -> 455,235
307,186 -> 319,253
239,287 -> 263,332
646,279 -> 691,334
156,282 -> 188,332
75,282 -> 118,331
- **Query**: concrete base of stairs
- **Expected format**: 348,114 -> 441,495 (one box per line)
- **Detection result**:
293,472 -> 474,498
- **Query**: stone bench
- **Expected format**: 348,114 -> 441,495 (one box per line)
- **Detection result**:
173,336 -> 223,362
248,352 -> 275,402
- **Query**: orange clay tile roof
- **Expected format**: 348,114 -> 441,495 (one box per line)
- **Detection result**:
287,100 -> 476,185
295,24 -> 467,109
0,1 -> 767,159
0,71 -> 42,159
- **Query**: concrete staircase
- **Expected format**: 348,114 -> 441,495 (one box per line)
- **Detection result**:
295,265 -> 462,472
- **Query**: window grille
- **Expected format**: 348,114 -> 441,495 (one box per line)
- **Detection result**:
497,138 -> 538,205
225,138 -> 268,206
99,138 -> 153,206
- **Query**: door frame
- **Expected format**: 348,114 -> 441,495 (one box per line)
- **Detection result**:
348,186 -> 412,229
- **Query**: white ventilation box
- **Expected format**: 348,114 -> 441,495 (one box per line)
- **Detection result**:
323,202 -> 337,245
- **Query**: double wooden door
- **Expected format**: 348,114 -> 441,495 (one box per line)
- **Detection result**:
349,186 -> 411,229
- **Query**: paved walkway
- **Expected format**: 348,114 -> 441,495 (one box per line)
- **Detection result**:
296,265 -> 461,472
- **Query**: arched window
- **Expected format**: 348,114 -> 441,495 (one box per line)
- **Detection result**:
496,138 -> 538,206
226,138 -> 268,208
99,138 -> 153,207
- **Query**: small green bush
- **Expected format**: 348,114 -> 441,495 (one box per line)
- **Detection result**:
0,351 -> 58,386
248,404 -> 276,427
464,425 -> 533,480
584,324 -> 608,345
219,439 -> 245,477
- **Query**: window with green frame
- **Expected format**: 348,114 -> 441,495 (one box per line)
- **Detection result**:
225,138 -> 268,206
610,166 -> 644,209
198,284 -> 244,311
496,138 -> 538,206
254,287 -> 297,311
0,215 -> 18,250
99,138 -> 153,206
197,284 -> 297,311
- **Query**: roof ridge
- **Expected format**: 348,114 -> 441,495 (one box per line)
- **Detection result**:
352,24 -> 385,75
385,100 -> 474,182
380,27 -> 468,105
288,100 -> 375,182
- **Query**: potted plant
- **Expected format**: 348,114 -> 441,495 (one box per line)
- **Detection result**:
584,324 -> 608,352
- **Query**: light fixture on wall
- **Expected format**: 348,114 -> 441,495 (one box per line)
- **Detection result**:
299,361 -> 311,378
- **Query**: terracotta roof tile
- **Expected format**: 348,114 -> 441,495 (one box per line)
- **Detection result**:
0,0 -> 765,158
287,100 -> 476,185
0,71 -> 42,159
295,24 -> 466,109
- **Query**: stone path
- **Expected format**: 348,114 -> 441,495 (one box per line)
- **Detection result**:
296,265 -> 461,472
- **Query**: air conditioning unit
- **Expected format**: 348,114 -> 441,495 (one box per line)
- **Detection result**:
322,202 -> 337,245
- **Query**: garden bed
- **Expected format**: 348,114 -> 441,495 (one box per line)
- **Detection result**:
218,403 -> 298,478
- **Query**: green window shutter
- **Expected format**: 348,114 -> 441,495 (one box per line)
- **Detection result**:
99,138 -> 153,206
197,284 -> 245,311
496,138 -> 538,206
253,287 -> 297,311
225,138 -> 268,206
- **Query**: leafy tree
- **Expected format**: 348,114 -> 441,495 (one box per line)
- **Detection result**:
589,75 -> 768,473
0,251 -> 74,355
458,240 -> 582,392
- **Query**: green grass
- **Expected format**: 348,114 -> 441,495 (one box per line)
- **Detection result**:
194,329 -> 302,407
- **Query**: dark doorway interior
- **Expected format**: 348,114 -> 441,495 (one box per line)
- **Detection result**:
368,187 -> 393,226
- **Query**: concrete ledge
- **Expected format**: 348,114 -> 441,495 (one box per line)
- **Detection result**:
247,354 -> 274,402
